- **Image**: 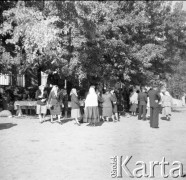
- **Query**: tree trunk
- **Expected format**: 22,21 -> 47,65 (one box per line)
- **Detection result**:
11,65 -> 17,86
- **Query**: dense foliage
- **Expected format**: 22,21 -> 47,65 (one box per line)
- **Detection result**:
0,1 -> 186,96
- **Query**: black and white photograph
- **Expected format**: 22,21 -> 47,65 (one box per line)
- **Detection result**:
0,1 -> 186,179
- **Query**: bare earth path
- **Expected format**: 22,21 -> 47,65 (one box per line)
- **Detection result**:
0,111 -> 186,180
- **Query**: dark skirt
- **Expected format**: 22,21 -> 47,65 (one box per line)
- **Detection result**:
113,104 -> 118,113
63,102 -> 68,111
102,107 -> 112,117
118,104 -> 124,112
98,106 -> 102,116
130,103 -> 138,112
84,106 -> 99,124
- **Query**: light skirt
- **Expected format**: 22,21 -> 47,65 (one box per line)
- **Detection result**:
71,108 -> 81,119
163,106 -> 171,116
36,104 -> 47,114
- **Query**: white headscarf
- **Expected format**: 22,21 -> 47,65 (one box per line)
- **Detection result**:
165,91 -> 171,97
85,87 -> 98,107
130,91 -> 138,104
89,87 -> 96,95
51,85 -> 58,97
70,88 -> 78,97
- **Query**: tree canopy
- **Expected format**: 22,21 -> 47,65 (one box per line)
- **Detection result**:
0,1 -> 186,95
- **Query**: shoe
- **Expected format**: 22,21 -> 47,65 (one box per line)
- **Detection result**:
75,121 -> 81,126
40,120 -> 44,123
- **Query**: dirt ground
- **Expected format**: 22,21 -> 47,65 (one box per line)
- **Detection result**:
0,110 -> 186,180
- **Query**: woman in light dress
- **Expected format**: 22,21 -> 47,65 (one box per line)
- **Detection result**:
181,93 -> 186,106
145,86 -> 151,118
84,87 -> 99,126
146,96 -> 150,118
161,91 -> 173,120
129,89 -> 138,116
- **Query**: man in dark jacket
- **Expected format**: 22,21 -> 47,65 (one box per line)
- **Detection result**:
138,87 -> 147,120
62,89 -> 69,118
148,84 -> 161,128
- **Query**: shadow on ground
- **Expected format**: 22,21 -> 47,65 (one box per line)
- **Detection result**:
42,118 -> 74,125
60,118 -> 74,125
172,109 -> 182,113
86,121 -> 104,127
0,123 -> 17,130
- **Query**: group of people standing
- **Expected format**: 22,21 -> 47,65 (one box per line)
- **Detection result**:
35,82 -> 173,128
35,85 -> 121,126
35,85 -> 68,123
129,85 -> 173,128
65,86 -> 121,126
83,86 -> 120,126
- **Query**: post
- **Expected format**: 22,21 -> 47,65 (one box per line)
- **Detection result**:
64,79 -> 67,89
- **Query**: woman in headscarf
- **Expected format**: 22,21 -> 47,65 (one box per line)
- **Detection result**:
181,93 -> 186,106
70,88 -> 81,126
35,85 -> 48,123
84,87 -> 99,126
129,89 -> 138,116
161,91 -> 173,120
48,85 -> 61,123
102,88 -> 114,121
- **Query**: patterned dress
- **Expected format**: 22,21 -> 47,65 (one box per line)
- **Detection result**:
102,93 -> 113,117
48,91 -> 61,115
